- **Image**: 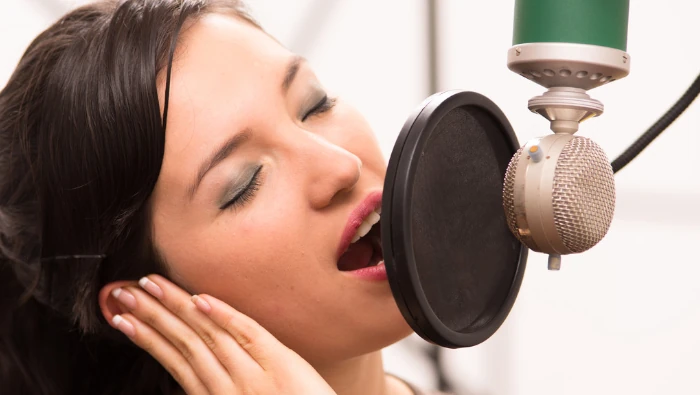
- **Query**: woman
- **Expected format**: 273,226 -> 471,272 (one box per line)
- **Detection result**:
0,0 -> 449,394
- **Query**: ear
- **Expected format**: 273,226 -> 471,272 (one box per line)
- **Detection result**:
98,280 -> 138,325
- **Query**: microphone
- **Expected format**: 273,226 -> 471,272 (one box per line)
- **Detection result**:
383,0 -> 696,347
503,0 -> 630,270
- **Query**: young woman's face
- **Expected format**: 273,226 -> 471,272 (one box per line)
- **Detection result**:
150,14 -> 411,364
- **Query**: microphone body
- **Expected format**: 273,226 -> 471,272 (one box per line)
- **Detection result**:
503,0 -> 630,269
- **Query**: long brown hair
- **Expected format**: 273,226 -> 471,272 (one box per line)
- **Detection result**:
0,1 -> 255,393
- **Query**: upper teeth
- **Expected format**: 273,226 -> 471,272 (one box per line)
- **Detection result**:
351,208 -> 381,243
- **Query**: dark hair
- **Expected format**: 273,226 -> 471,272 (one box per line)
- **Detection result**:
0,1 -> 256,393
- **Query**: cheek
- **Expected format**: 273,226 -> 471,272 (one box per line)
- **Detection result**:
162,199 -> 318,300
170,215 -> 335,333
332,106 -> 386,171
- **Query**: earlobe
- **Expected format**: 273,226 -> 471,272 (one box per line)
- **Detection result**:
98,280 -> 137,325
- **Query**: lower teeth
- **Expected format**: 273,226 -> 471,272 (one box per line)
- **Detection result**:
367,258 -> 383,268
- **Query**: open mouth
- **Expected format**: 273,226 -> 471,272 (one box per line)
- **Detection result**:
337,211 -> 383,272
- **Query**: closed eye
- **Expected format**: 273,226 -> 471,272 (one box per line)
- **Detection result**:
219,165 -> 263,211
302,95 -> 337,122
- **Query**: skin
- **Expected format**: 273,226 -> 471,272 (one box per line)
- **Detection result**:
98,13 -> 414,395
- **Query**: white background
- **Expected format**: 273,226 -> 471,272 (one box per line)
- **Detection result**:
2,1 -> 699,394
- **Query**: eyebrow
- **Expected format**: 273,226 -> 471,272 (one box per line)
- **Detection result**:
187,129 -> 251,200
282,55 -> 305,94
186,56 -> 304,200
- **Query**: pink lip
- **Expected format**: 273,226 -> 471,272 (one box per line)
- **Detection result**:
344,261 -> 388,281
336,190 -> 383,259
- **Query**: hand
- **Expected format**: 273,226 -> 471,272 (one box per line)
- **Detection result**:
108,274 -> 336,395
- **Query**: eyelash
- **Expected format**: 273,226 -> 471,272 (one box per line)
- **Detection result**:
302,95 -> 337,122
220,165 -> 263,211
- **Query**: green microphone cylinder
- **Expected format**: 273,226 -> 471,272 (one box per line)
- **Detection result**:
513,0 -> 629,51
506,0 -> 631,133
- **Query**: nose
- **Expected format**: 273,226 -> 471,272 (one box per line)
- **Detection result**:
300,132 -> 362,209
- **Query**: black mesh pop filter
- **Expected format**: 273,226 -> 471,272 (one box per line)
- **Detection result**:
382,90 -> 528,348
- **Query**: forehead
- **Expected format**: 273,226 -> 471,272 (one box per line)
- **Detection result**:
153,14 -> 291,205
168,13 -> 290,100
163,13 -> 292,143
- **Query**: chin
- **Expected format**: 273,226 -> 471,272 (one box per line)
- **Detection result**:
358,298 -> 415,354
383,305 -> 414,343
376,284 -> 414,336
354,321 -> 413,361
303,300 -> 414,365
378,318 -> 415,349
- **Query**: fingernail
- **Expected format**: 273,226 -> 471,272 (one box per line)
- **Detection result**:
138,277 -> 163,299
112,314 -> 136,337
191,295 -> 211,313
111,287 -> 137,310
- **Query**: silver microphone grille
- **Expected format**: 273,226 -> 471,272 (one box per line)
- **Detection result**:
503,136 -> 615,255
503,147 -> 523,244
553,137 -> 615,253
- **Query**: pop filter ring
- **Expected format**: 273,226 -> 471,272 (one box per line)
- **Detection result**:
382,90 -> 529,348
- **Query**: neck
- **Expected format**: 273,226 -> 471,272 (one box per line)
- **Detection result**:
172,350 -> 414,395
314,351 -> 412,395
316,351 -> 392,395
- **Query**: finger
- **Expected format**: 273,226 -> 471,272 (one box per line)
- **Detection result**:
111,313 -> 209,395
115,285 -> 234,394
139,275 -> 263,379
194,293 -> 290,371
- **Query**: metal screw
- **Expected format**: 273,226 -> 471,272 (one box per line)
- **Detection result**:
515,47 -> 521,56
548,254 -> 561,270
518,228 -> 531,237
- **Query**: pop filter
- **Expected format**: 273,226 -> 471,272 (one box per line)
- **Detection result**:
382,90 -> 528,348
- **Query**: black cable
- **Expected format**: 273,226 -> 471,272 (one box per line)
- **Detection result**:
611,71 -> 700,173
